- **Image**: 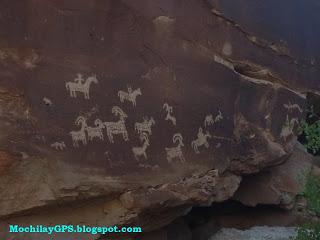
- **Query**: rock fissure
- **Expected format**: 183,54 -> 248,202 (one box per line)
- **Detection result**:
208,4 -> 319,70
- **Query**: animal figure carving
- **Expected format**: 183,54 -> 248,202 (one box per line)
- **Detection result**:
204,110 -> 223,128
280,115 -> 299,139
163,103 -> 176,126
104,106 -> 129,143
50,142 -> 66,151
132,133 -> 150,160
43,97 -> 52,106
118,86 -> 142,106
283,102 -> 303,113
204,115 -> 214,128
66,74 -> 98,99
191,128 -> 211,154
86,119 -> 105,141
70,116 -> 88,147
135,117 -> 156,135
165,133 -> 185,163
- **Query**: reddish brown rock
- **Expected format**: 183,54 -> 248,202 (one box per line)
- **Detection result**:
0,0 -> 317,239
233,143 -> 313,208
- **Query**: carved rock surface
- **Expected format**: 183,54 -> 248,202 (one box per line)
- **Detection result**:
0,0 -> 318,239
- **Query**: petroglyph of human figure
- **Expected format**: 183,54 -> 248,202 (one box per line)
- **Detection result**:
283,102 -> 303,113
50,141 -> 66,151
163,103 -> 176,126
86,119 -> 105,141
280,115 -> 299,139
135,117 -> 156,135
66,74 -> 98,99
104,106 -> 129,143
191,127 -> 212,154
70,116 -> 88,147
165,133 -> 185,163
204,110 -> 223,128
132,132 -> 150,160
118,86 -> 142,107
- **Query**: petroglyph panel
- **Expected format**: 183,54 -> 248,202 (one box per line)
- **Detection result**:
0,0 -> 316,229
0,0 -> 309,180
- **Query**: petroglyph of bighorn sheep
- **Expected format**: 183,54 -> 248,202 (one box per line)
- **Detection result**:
104,106 -> 129,143
70,116 -> 88,147
204,110 -> 223,128
280,115 -> 299,139
163,103 -> 176,126
118,86 -> 142,107
132,132 -> 150,161
283,102 -> 303,113
86,119 -> 105,141
66,74 -> 98,99
50,141 -> 66,151
191,128 -> 211,154
165,133 -> 185,163
135,117 -> 156,135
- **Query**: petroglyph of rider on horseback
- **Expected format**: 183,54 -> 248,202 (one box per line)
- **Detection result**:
66,73 -> 99,100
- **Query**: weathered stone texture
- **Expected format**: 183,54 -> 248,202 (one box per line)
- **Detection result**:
0,0 -> 318,239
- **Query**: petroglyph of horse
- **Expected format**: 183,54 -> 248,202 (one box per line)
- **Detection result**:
135,117 -> 156,135
165,133 -> 185,163
118,86 -> 142,106
191,128 -> 211,154
132,133 -> 150,160
86,119 -> 105,141
50,141 -> 66,151
66,74 -> 98,99
70,116 -> 88,147
163,103 -> 176,125
104,106 -> 129,143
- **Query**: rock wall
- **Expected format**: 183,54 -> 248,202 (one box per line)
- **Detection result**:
0,0 -> 318,239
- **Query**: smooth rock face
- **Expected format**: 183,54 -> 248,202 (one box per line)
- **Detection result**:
0,0 -> 317,239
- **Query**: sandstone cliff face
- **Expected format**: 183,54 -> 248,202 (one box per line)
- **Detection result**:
0,0 -> 318,239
